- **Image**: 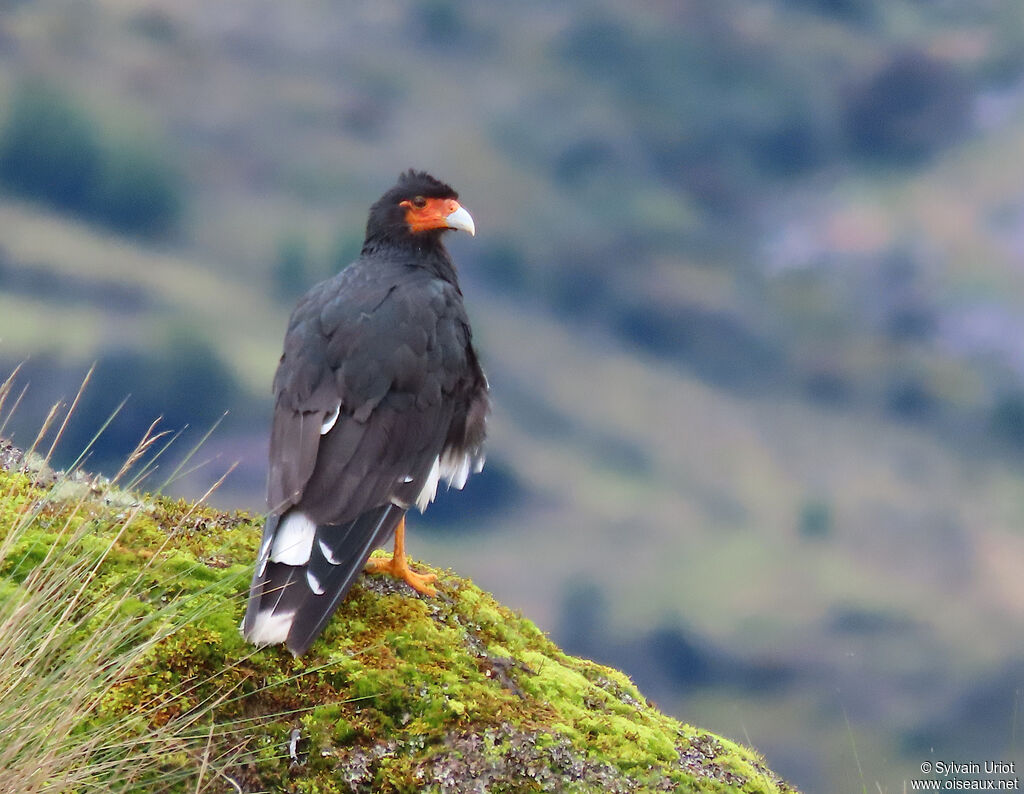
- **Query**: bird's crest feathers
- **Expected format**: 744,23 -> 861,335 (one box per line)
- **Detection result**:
394,170 -> 458,200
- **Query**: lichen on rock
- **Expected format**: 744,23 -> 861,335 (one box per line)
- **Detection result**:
0,447 -> 797,793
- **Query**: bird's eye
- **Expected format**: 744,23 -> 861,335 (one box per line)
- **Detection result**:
412,196 -> 427,209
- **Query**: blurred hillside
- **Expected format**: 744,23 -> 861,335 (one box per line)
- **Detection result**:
1,1 -> 1023,791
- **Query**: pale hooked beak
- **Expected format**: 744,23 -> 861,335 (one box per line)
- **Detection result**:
445,204 -> 476,237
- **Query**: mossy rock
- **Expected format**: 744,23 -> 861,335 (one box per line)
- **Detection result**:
0,448 -> 796,793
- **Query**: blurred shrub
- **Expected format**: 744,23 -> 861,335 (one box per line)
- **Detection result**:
554,138 -> 616,187
798,498 -> 833,540
63,333 -> 241,472
803,368 -> 853,407
844,50 -> 971,164
991,392 -> 1024,448
473,237 -> 529,295
783,0 -> 876,23
415,458 -> 523,532
827,605 -> 919,635
885,305 -> 934,342
884,374 -> 935,421
410,0 -> 473,49
556,16 -> 637,80
546,256 -> 612,320
555,10 -> 836,216
0,254 -> 152,314
644,621 -> 714,686
0,80 -> 183,238
92,139 -> 182,237
614,302 -> 784,392
271,233 -> 311,302
328,229 -> 363,276
128,8 -> 181,43
753,114 -> 830,178
0,80 -> 102,214
557,578 -> 609,660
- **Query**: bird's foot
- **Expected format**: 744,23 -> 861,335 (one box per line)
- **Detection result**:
365,553 -> 438,596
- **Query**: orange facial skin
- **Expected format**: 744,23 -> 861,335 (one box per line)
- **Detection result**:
400,197 -> 463,234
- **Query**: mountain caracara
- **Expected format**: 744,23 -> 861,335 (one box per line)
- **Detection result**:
243,171 -> 489,656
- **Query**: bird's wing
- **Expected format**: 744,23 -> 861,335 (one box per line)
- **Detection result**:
246,267 -> 479,654
266,267 -> 473,523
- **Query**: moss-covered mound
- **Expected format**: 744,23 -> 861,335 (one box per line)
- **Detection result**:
0,443 -> 795,793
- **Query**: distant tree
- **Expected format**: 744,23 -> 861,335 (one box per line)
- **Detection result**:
803,369 -> 852,407
991,392 -> 1024,448
885,375 -> 934,421
328,229 -> 363,276
754,115 -> 828,177
784,0 -> 875,23
161,331 -> 240,432
556,16 -> 636,80
271,233 -> 311,302
474,238 -> 528,295
129,8 -> 181,43
0,80 -> 103,214
415,459 -> 522,531
0,80 -> 183,238
410,0 -> 471,49
554,139 -> 616,187
557,579 -> 608,660
613,302 -> 784,391
547,257 -> 610,320
798,498 -> 833,540
644,621 -> 714,686
62,332 -> 240,473
93,139 -> 183,238
845,50 -> 971,164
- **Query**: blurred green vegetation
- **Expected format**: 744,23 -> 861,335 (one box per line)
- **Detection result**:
991,392 -> 1024,448
0,80 -> 182,238
61,331 -> 243,472
797,498 -> 833,541
845,50 -> 971,164
270,232 -> 312,303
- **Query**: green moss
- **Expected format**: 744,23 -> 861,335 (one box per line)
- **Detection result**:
0,463 -> 797,793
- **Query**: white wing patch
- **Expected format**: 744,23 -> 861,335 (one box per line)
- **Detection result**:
246,609 -> 295,646
317,537 -> 343,566
270,511 -> 317,565
415,456 -> 441,512
321,404 -> 341,435
306,568 -> 325,595
441,450 -> 485,491
413,451 -> 486,512
440,451 -> 471,491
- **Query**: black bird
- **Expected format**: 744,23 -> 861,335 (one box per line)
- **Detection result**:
243,171 -> 489,655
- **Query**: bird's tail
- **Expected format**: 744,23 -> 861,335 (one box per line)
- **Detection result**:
242,504 -> 404,656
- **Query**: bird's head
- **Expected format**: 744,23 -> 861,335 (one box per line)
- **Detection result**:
365,170 -> 475,245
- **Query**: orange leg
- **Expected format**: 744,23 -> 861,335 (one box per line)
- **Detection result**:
364,516 -> 438,596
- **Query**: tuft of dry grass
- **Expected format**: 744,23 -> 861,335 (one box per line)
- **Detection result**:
0,371 -> 249,793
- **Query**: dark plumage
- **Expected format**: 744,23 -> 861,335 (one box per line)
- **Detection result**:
243,171 -> 488,655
